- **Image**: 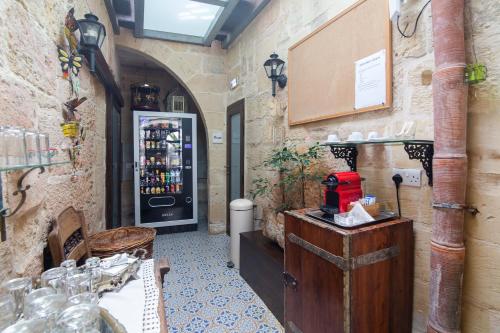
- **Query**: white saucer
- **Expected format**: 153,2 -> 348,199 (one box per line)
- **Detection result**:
345,139 -> 364,142
367,136 -> 389,141
324,140 -> 341,144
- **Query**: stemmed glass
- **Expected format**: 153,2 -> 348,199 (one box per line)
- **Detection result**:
56,303 -> 101,332
85,257 -> 102,292
0,277 -> 32,319
1,318 -> 47,333
40,267 -> 67,294
24,130 -> 41,166
0,294 -> 16,330
65,273 -> 92,297
4,127 -> 26,167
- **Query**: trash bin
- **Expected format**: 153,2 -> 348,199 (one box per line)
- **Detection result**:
229,199 -> 254,269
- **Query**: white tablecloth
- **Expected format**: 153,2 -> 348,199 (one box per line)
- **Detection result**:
99,259 -> 160,333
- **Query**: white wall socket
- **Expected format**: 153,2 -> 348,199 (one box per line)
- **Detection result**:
393,168 -> 422,187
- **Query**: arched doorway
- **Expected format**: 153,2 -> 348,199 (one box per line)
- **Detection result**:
116,47 -> 209,230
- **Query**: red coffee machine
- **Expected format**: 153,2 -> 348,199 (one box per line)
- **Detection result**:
321,171 -> 362,215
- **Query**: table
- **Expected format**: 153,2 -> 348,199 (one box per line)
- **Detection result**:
284,210 -> 413,332
99,258 -> 170,333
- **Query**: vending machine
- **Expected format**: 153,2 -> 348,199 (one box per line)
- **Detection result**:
133,111 -> 197,228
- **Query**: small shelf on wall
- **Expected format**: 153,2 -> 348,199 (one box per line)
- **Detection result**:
0,161 -> 70,173
323,139 -> 434,186
0,161 -> 70,242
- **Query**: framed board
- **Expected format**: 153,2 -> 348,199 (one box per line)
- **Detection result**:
288,0 -> 392,125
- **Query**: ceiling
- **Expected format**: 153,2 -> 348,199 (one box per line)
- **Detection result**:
107,0 -> 270,48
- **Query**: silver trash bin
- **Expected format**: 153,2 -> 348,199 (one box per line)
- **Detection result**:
229,199 -> 254,269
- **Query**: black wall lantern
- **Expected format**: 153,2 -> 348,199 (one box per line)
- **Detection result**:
77,13 -> 106,73
264,53 -> 287,97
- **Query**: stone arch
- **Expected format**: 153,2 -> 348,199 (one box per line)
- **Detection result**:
116,45 -> 209,138
115,33 -> 228,234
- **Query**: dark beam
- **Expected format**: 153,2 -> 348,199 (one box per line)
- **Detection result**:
115,0 -> 136,28
203,0 -> 239,46
85,49 -> 124,107
222,0 -> 270,48
104,0 -> 120,34
134,0 -> 145,38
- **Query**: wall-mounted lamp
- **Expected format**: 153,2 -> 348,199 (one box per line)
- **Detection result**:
77,13 -> 106,73
264,53 -> 287,97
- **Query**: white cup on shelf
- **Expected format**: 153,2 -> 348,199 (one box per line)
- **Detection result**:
347,131 -> 363,141
327,134 -> 340,143
367,131 -> 379,140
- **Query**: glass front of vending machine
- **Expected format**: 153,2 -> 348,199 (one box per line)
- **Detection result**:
133,111 -> 197,228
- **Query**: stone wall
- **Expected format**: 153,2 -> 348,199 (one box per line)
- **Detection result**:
115,31 -> 228,234
119,65 -> 209,226
0,0 -> 118,281
226,0 -> 500,332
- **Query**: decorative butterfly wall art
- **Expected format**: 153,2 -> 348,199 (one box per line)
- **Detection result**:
62,97 -> 87,122
58,47 -> 82,80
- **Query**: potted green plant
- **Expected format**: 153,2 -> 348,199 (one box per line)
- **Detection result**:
250,141 -> 323,247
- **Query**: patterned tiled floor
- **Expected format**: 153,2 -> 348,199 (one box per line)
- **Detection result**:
153,221 -> 284,333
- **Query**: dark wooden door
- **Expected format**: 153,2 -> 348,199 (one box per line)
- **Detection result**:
226,99 -> 245,235
106,92 -> 122,229
284,214 -> 345,333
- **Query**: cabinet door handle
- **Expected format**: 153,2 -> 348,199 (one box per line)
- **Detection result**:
283,271 -> 298,291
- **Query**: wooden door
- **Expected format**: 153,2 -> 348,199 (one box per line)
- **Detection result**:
284,213 -> 345,333
106,92 -> 122,229
226,99 -> 245,235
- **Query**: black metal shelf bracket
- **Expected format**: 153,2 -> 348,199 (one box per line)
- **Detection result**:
329,145 -> 358,171
0,166 -> 45,242
325,140 -> 434,186
403,142 -> 434,186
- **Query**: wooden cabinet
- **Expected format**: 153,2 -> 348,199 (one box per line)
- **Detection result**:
284,211 -> 413,333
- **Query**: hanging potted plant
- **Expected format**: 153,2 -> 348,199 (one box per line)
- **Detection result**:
61,121 -> 80,138
250,141 -> 323,248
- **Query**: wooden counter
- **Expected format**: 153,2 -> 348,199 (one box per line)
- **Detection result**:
284,210 -> 413,333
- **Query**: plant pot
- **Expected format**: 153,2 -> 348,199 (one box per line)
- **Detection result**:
61,121 -> 80,138
262,209 -> 285,249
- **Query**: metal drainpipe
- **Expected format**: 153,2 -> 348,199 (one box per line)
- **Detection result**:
428,0 -> 468,332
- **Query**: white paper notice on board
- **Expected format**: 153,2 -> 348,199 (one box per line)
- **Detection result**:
354,49 -> 386,110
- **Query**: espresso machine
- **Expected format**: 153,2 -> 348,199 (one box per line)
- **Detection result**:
307,171 -> 363,223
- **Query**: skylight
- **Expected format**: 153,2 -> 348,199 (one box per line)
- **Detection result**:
144,0 -> 223,37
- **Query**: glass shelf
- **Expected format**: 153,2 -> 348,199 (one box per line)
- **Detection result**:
0,161 -> 70,172
322,139 -> 434,146
323,139 -> 434,186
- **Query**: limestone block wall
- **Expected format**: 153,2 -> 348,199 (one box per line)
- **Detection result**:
226,0 -> 500,331
0,0 -> 118,282
115,30 -> 228,234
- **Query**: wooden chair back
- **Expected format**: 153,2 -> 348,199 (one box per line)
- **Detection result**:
48,207 -> 91,266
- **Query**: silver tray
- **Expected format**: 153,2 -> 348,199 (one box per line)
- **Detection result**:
95,255 -> 142,294
306,210 -> 397,229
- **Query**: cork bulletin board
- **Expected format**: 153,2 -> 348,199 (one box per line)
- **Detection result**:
288,0 -> 392,125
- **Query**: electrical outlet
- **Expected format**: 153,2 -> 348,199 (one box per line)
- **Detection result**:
392,168 -> 421,187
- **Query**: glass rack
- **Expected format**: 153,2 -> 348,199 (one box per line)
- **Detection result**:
321,139 -> 433,146
323,139 -> 434,186
0,161 -> 70,242
0,161 -> 70,173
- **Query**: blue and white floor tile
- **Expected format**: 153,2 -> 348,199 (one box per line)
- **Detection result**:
154,222 -> 283,333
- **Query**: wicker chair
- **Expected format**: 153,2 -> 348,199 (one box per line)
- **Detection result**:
48,207 -> 156,266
